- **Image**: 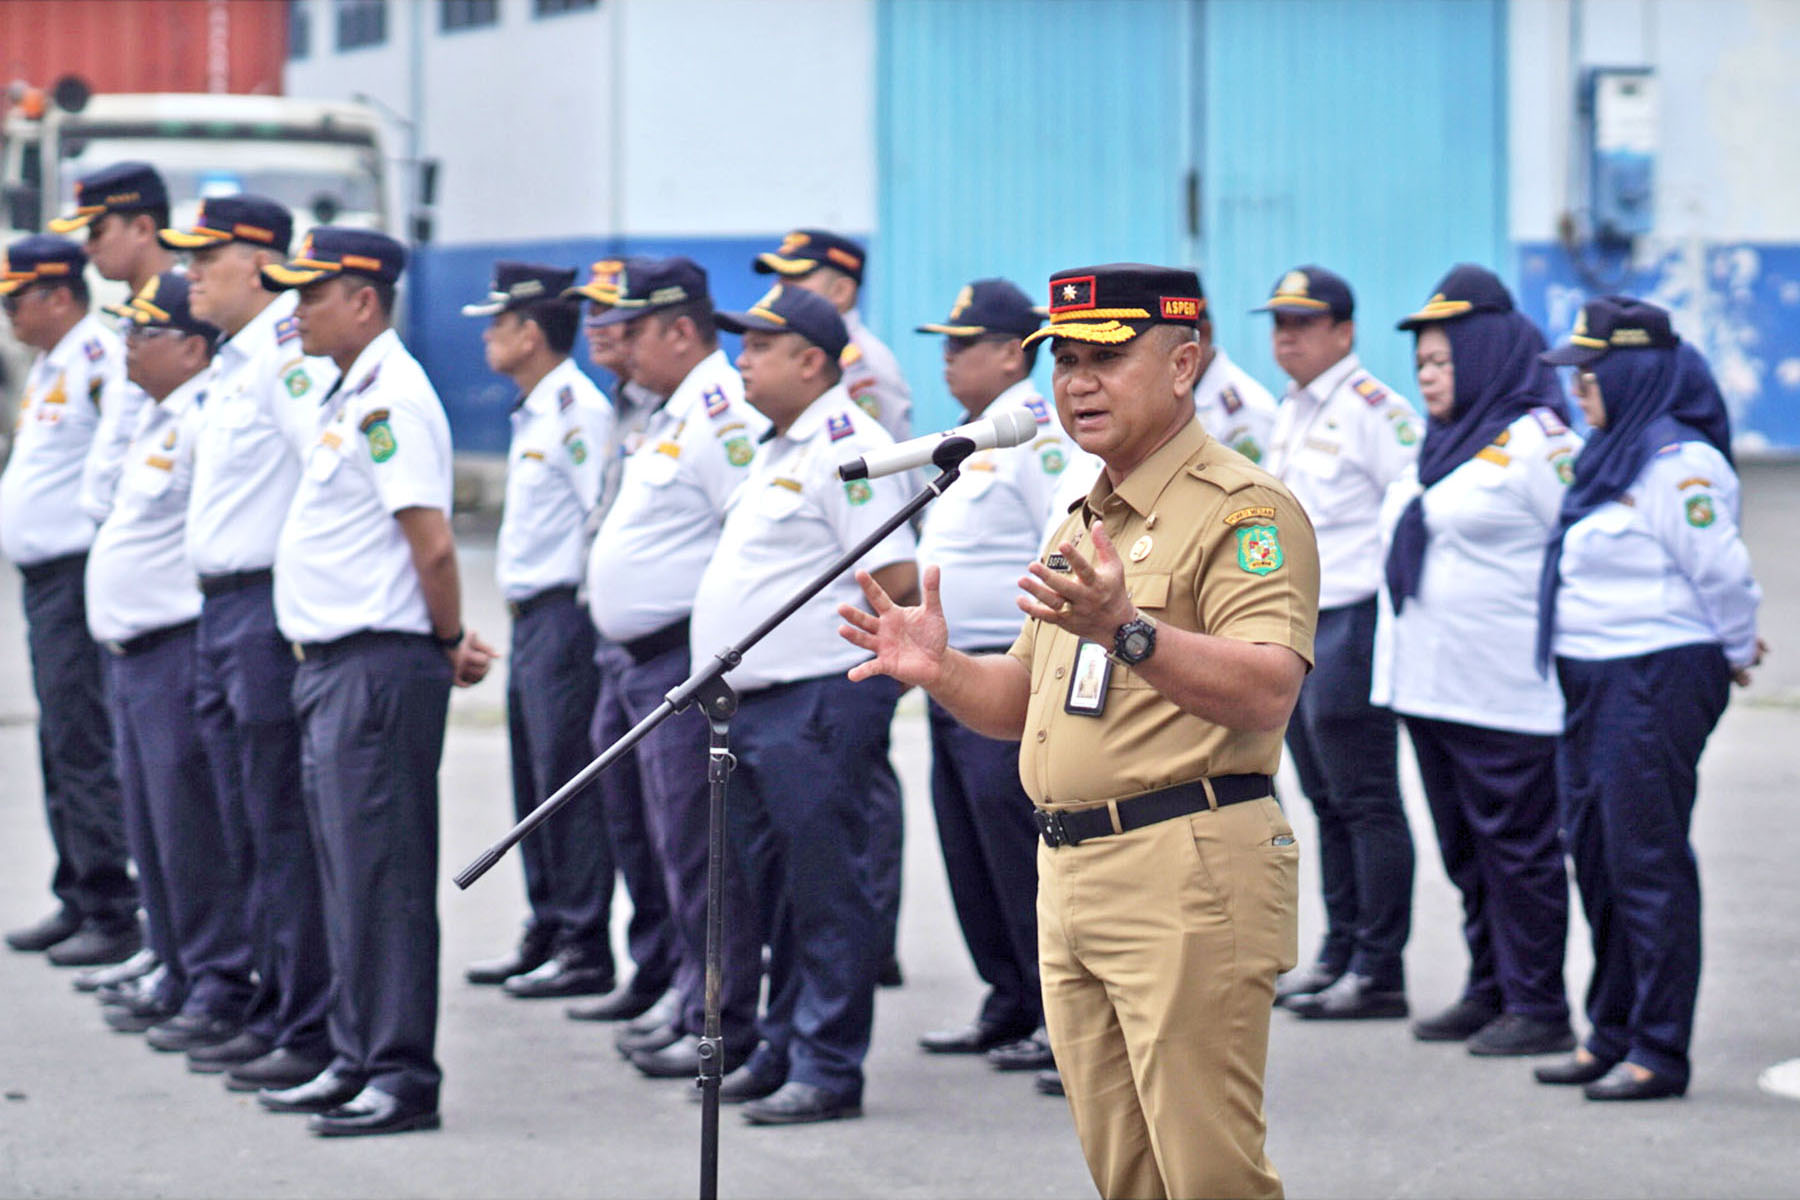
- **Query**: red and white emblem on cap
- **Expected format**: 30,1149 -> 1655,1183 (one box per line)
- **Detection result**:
1049,276 -> 1096,314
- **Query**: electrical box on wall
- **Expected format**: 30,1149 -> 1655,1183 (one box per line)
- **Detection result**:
1583,67 -> 1659,246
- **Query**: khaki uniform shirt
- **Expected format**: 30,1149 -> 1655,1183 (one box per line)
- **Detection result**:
1008,418 -> 1319,808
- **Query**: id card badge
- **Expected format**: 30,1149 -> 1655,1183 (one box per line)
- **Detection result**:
1064,639 -> 1113,716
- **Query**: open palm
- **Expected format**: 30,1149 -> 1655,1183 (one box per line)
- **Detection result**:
838,566 -> 950,687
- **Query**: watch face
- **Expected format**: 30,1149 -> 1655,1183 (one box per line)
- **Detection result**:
1121,628 -> 1152,660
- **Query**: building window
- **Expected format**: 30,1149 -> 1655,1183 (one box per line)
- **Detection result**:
441,0 -> 498,32
534,0 -> 598,17
336,0 -> 388,51
288,0 -> 311,60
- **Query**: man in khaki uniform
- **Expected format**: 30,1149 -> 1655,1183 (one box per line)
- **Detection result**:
839,264 -> 1319,1198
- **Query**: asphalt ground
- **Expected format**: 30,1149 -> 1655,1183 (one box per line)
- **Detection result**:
2,464 -> 1799,1199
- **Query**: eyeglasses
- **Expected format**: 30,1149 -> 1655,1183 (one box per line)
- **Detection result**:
124,324 -> 192,343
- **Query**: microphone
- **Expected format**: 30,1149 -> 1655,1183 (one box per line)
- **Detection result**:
837,405 -> 1043,481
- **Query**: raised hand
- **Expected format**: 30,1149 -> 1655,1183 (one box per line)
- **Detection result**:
1017,519 -> 1136,645
838,565 -> 950,687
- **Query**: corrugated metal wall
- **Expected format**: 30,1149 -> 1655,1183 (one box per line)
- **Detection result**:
0,1 -> 289,97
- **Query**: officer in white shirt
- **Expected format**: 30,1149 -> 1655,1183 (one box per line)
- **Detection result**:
257,229 -> 495,1138
908,279 -> 1061,1074
458,262 -> 618,1002
1258,265 -> 1419,1020
1533,297 -> 1762,1102
158,196 -> 339,1089
584,258 -> 767,1077
753,229 -> 912,980
1374,265 -> 1581,1056
86,272 -> 260,1049
0,235 -> 137,966
48,161 -> 175,523
693,283 -> 915,1125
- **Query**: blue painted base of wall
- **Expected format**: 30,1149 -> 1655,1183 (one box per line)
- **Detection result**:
1516,240 -> 1800,451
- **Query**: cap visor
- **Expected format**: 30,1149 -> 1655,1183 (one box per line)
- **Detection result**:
563,283 -> 617,304
1396,299 -> 1475,330
260,262 -> 336,291
584,303 -> 656,328
460,299 -> 506,317
753,253 -> 817,277
1539,344 -> 1603,367
45,211 -> 98,234
713,310 -> 790,336
1020,321 -> 1144,349
915,323 -> 987,336
1251,297 -> 1333,315
101,300 -> 139,319
0,278 -> 27,297
158,227 -> 232,250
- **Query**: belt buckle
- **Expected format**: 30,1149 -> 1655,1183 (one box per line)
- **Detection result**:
1034,809 -> 1069,848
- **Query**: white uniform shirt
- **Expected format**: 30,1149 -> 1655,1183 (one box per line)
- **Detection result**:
85,374 -> 206,643
918,380 -> 1072,650
598,379 -> 663,522
690,384 -> 916,691
843,309 -> 912,442
74,320 -> 144,525
1267,352 -> 1421,609
585,349 -> 762,642
499,357 -> 607,602
1554,439 -> 1761,669
1372,409 -> 1582,735
0,316 -> 118,565
1195,345 -> 1278,466
188,292 -> 338,575
274,329 -> 453,643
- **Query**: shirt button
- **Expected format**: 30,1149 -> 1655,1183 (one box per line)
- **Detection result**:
1054,667 -> 1066,680
1035,730 -> 1047,743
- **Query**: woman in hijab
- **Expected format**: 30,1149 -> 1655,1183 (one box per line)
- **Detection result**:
1533,295 -> 1763,1101
1374,265 -> 1581,1057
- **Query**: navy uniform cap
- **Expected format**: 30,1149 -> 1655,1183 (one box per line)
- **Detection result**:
584,257 -> 711,327
1541,295 -> 1679,367
260,227 -> 406,292
715,284 -> 849,361
1252,265 -> 1354,320
916,278 -> 1045,339
47,161 -> 170,234
104,270 -> 221,345
1021,263 -> 1204,349
0,234 -> 86,296
1397,264 -> 1514,330
463,261 -> 578,317
159,195 -> 294,255
754,229 -> 866,285
563,256 -> 632,305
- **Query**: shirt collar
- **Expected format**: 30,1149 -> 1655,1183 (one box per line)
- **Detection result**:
1294,351 -> 1361,406
46,313 -> 104,368
1085,416 -> 1210,519
780,382 -> 853,445
159,370 -> 208,419
336,327 -> 399,400
218,291 -> 294,367
517,357 -> 578,417
663,348 -> 733,420
993,377 -> 1042,413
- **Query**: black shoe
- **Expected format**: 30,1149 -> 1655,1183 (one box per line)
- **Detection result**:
714,1059 -> 786,1104
1534,1052 -> 1617,1086
6,909 -> 82,952
622,991 -> 681,1035
308,1087 -> 441,1137
1412,998 -> 1501,1042
878,955 -> 904,988
226,1047 -> 332,1093
918,1018 -> 1035,1055
46,921 -> 141,967
187,1030 -> 273,1073
615,1020 -> 683,1058
1274,963 -> 1342,1005
742,1082 -> 862,1126
502,953 -> 614,999
1468,1013 -> 1577,1057
986,1028 -> 1055,1072
103,988 -> 182,1033
145,1011 -> 242,1053
1288,974 -> 1408,1020
98,965 -> 169,1008
631,1033 -> 751,1080
464,926 -> 554,985
258,1068 -> 367,1114
566,983 -> 666,1023
1034,1068 -> 1065,1097
74,948 -> 158,993
1583,1063 -> 1684,1101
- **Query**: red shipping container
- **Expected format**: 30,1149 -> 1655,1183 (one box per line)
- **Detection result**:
0,0 -> 286,99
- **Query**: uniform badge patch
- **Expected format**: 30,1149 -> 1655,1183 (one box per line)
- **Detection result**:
360,408 -> 397,462
1220,386 -> 1243,415
1554,453 -> 1575,485
725,436 -> 754,467
853,393 -> 879,420
559,385 -> 576,412
1039,445 -> 1066,475
1685,494 -> 1716,528
83,338 -> 104,362
827,412 -> 855,442
844,479 -> 873,506
275,316 -> 301,345
1128,535 -> 1153,562
1026,397 -> 1051,425
1236,524 -> 1284,575
284,367 -> 312,398
564,428 -> 588,464
1231,436 -> 1262,464
1395,420 -> 1420,446
1352,376 -> 1388,406
703,385 -> 729,418
1224,505 -> 1277,526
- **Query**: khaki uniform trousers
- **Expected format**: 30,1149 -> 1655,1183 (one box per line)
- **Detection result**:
1039,795 -> 1300,1200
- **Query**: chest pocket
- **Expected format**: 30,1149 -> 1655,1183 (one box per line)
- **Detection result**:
756,481 -> 807,522
131,457 -> 176,500
956,467 -> 999,502
306,439 -> 345,483
1295,437 -> 1344,481
635,446 -> 682,489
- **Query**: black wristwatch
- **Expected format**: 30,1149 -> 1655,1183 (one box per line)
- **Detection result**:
1113,611 -> 1156,665
434,626 -> 465,650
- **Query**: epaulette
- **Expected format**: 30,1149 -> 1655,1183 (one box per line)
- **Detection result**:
1220,385 -> 1243,415
1351,375 -> 1388,406
83,338 -> 105,362
350,364 -> 381,396
1184,454 -> 1261,495
826,412 -> 855,442
558,385 -> 576,412
703,384 -> 730,419
1025,396 -> 1051,425
1530,406 -> 1568,436
275,316 -> 301,345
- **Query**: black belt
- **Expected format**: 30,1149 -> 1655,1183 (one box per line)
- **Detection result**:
105,619 -> 199,658
1034,774 -> 1273,848
507,584 -> 577,620
291,629 -> 434,664
18,551 -> 88,583
621,618 -> 689,666
198,568 -> 273,598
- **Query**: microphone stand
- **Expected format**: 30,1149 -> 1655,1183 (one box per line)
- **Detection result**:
456,436 -> 977,1200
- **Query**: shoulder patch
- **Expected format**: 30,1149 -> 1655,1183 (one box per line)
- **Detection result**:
703,384 -> 729,419
360,409 -> 396,462
844,479 -> 873,506
83,338 -> 104,363
1677,476 -> 1712,491
1224,505 -> 1278,526
724,435 -> 754,467
558,385 -> 576,412
1351,375 -> 1388,406
1025,396 -> 1051,425
1685,494 -> 1716,528
1038,443 -> 1067,475
1531,406 -> 1568,436
283,366 -> 313,398
357,408 -> 391,433
1220,385 -> 1243,415
563,427 -> 588,464
275,316 -> 301,345
1235,524 -> 1284,575
826,412 -> 855,442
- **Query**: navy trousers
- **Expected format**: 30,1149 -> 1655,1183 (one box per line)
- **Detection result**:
867,753 -> 905,963
927,696 -> 1041,1031
1404,715 -> 1568,1022
293,633 -> 450,1107
613,642 -> 761,1051
18,554 -> 133,925
194,580 -> 331,1054
1284,596 -> 1414,988
588,642 -> 679,996
730,673 -> 903,1100
507,590 -> 610,964
1558,643 -> 1729,1090
107,623 -> 255,1019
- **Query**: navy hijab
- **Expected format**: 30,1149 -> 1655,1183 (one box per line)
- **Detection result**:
1533,339 -> 1733,670
1384,308 -> 1568,611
